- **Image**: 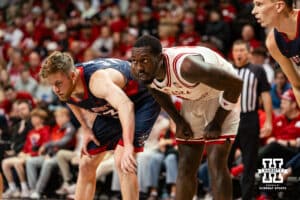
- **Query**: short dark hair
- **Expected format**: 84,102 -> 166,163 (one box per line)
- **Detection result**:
233,39 -> 250,51
251,46 -> 267,57
133,35 -> 162,55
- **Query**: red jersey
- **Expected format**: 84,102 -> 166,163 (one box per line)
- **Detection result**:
272,114 -> 300,140
22,126 -> 50,156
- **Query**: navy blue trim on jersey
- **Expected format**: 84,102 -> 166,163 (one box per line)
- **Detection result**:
274,11 -> 300,66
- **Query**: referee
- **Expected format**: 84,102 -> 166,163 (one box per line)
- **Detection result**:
228,40 -> 273,200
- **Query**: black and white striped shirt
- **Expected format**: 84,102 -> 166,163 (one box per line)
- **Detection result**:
234,63 -> 270,113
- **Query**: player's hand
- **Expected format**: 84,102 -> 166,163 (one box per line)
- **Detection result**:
204,120 -> 222,139
81,126 -> 100,157
121,144 -> 137,174
176,119 -> 194,140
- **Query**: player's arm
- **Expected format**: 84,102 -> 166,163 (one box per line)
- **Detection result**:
181,55 -> 243,138
67,103 -> 100,155
266,29 -> 300,106
89,69 -> 137,173
67,103 -> 90,129
260,91 -> 273,137
148,88 -> 193,139
89,69 -> 135,148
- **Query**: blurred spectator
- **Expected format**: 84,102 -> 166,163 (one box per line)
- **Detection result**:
4,21 -> 24,48
204,9 -> 230,54
34,77 -> 55,104
158,23 -> 176,48
54,23 -> 69,52
6,48 -> 25,84
178,17 -> 201,46
80,23 -> 96,50
0,85 -> 35,115
27,51 -> 42,81
2,108 -> 50,198
258,89 -> 300,168
3,100 -> 33,157
147,118 -> 178,200
250,46 -> 274,84
55,127 -> 85,196
138,7 -> 158,37
118,28 -> 138,59
241,24 -> 261,50
91,25 -> 114,58
270,69 -> 291,115
220,0 -> 236,23
26,107 -> 76,199
14,68 -> 38,94
109,5 -> 128,33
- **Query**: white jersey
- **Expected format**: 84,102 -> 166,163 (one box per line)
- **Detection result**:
150,46 -> 237,101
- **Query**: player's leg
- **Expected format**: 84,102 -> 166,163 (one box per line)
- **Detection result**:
207,140 -> 232,200
75,152 -> 106,200
114,145 -> 139,200
114,96 -> 160,200
176,143 -> 205,200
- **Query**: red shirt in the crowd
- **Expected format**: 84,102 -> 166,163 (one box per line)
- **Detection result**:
178,32 -> 201,46
50,125 -> 76,149
272,114 -> 300,140
22,126 -> 50,156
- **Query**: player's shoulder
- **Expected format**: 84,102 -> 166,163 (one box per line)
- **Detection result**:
265,29 -> 277,50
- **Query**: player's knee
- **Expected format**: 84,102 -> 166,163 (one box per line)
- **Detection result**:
114,157 -> 122,173
79,159 -> 97,179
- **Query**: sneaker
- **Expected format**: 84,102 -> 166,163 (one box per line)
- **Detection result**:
56,182 -> 70,195
20,189 -> 30,198
67,193 -> 75,200
2,189 -> 17,199
66,184 -> 76,194
30,191 -> 41,199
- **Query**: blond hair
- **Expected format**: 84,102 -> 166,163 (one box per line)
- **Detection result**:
30,108 -> 48,121
40,51 -> 75,79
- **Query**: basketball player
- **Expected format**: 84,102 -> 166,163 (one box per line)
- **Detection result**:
252,0 -> 300,105
40,51 -> 160,200
131,35 -> 243,200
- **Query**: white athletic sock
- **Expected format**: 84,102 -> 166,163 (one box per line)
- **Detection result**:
8,182 -> 17,191
21,182 -> 28,191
